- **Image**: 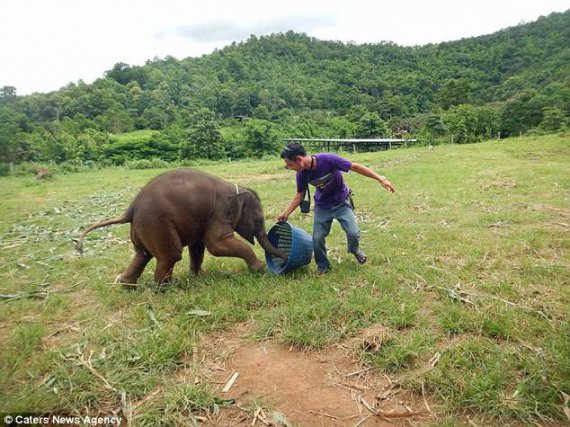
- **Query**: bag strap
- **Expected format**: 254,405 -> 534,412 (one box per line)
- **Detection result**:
348,188 -> 355,210
304,155 -> 314,201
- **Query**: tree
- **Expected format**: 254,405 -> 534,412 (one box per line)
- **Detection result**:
139,106 -> 170,130
438,79 -> 472,110
244,119 -> 278,157
145,133 -> 179,161
293,118 -> 318,138
231,91 -> 253,118
30,123 -> 80,162
102,131 -> 177,163
106,63 -> 148,86
76,129 -> 111,161
328,116 -> 356,138
423,114 -> 446,142
539,107 -> 567,132
252,105 -> 271,120
181,108 -> 225,160
355,112 -> 389,138
0,86 -> 17,106
96,106 -> 135,133
500,90 -> 545,136
0,106 -> 24,162
441,104 -> 500,143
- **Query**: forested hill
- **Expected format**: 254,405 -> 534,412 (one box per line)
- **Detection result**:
180,9 -> 569,115
0,10 -> 568,166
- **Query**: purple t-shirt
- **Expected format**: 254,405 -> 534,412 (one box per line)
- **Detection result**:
296,153 -> 352,209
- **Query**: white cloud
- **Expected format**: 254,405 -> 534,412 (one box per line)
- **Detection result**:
162,12 -> 337,43
1,0 -> 568,95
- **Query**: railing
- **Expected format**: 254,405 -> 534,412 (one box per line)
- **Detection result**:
283,138 -> 419,152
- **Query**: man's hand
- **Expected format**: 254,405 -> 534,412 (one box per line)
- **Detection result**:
278,192 -> 304,222
380,177 -> 396,193
350,163 -> 396,193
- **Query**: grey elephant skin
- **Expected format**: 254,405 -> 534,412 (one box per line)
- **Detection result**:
76,168 -> 288,284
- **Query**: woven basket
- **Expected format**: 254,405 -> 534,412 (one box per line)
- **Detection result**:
265,222 -> 313,274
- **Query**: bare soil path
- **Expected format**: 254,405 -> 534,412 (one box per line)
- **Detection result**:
192,324 -> 431,426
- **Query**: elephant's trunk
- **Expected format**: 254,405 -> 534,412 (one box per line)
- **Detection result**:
257,230 -> 289,262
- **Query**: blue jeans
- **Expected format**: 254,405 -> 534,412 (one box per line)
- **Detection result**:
313,199 -> 360,271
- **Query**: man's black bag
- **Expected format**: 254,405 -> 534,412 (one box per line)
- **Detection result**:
300,186 -> 311,213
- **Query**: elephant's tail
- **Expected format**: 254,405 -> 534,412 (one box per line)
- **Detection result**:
75,208 -> 132,254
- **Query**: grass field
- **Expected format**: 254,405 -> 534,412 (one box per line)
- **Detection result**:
0,135 -> 568,426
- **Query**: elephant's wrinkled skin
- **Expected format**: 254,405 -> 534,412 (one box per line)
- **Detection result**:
76,168 -> 288,284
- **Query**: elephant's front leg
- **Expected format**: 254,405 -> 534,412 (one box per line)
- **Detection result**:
189,241 -> 206,275
206,233 -> 264,271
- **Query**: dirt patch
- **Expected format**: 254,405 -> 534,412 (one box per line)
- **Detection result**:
190,324 -> 431,426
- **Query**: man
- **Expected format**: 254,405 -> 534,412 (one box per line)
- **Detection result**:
278,143 -> 396,274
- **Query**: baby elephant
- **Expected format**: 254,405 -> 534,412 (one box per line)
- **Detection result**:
76,168 -> 288,284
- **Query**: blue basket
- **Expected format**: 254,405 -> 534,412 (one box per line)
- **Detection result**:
265,222 -> 313,274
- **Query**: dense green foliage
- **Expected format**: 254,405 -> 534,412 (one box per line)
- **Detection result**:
0,11 -> 568,166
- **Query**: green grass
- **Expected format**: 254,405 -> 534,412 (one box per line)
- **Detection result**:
0,135 -> 568,425
111,129 -> 158,143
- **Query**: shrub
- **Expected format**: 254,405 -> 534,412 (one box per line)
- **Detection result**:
0,163 -> 11,177
12,162 -> 55,177
124,158 -> 170,169
36,166 -> 54,179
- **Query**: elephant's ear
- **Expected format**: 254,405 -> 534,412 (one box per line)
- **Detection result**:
226,192 -> 256,244
225,194 -> 245,228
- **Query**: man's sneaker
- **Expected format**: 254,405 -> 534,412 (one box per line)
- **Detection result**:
316,267 -> 331,275
355,250 -> 367,264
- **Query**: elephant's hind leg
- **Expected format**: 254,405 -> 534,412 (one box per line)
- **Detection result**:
189,241 -> 206,275
120,248 -> 152,284
148,227 -> 183,284
120,232 -> 152,284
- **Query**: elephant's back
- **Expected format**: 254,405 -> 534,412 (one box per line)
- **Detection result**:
134,168 -> 224,211
147,168 -> 225,189
138,168 -> 226,200
130,168 -> 228,232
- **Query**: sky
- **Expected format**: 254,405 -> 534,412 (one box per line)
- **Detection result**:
2,0 -> 569,95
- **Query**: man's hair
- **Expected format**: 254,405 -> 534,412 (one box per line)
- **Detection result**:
280,143 -> 306,160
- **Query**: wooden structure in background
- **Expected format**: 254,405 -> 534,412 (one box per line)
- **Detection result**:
283,138 -> 419,152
